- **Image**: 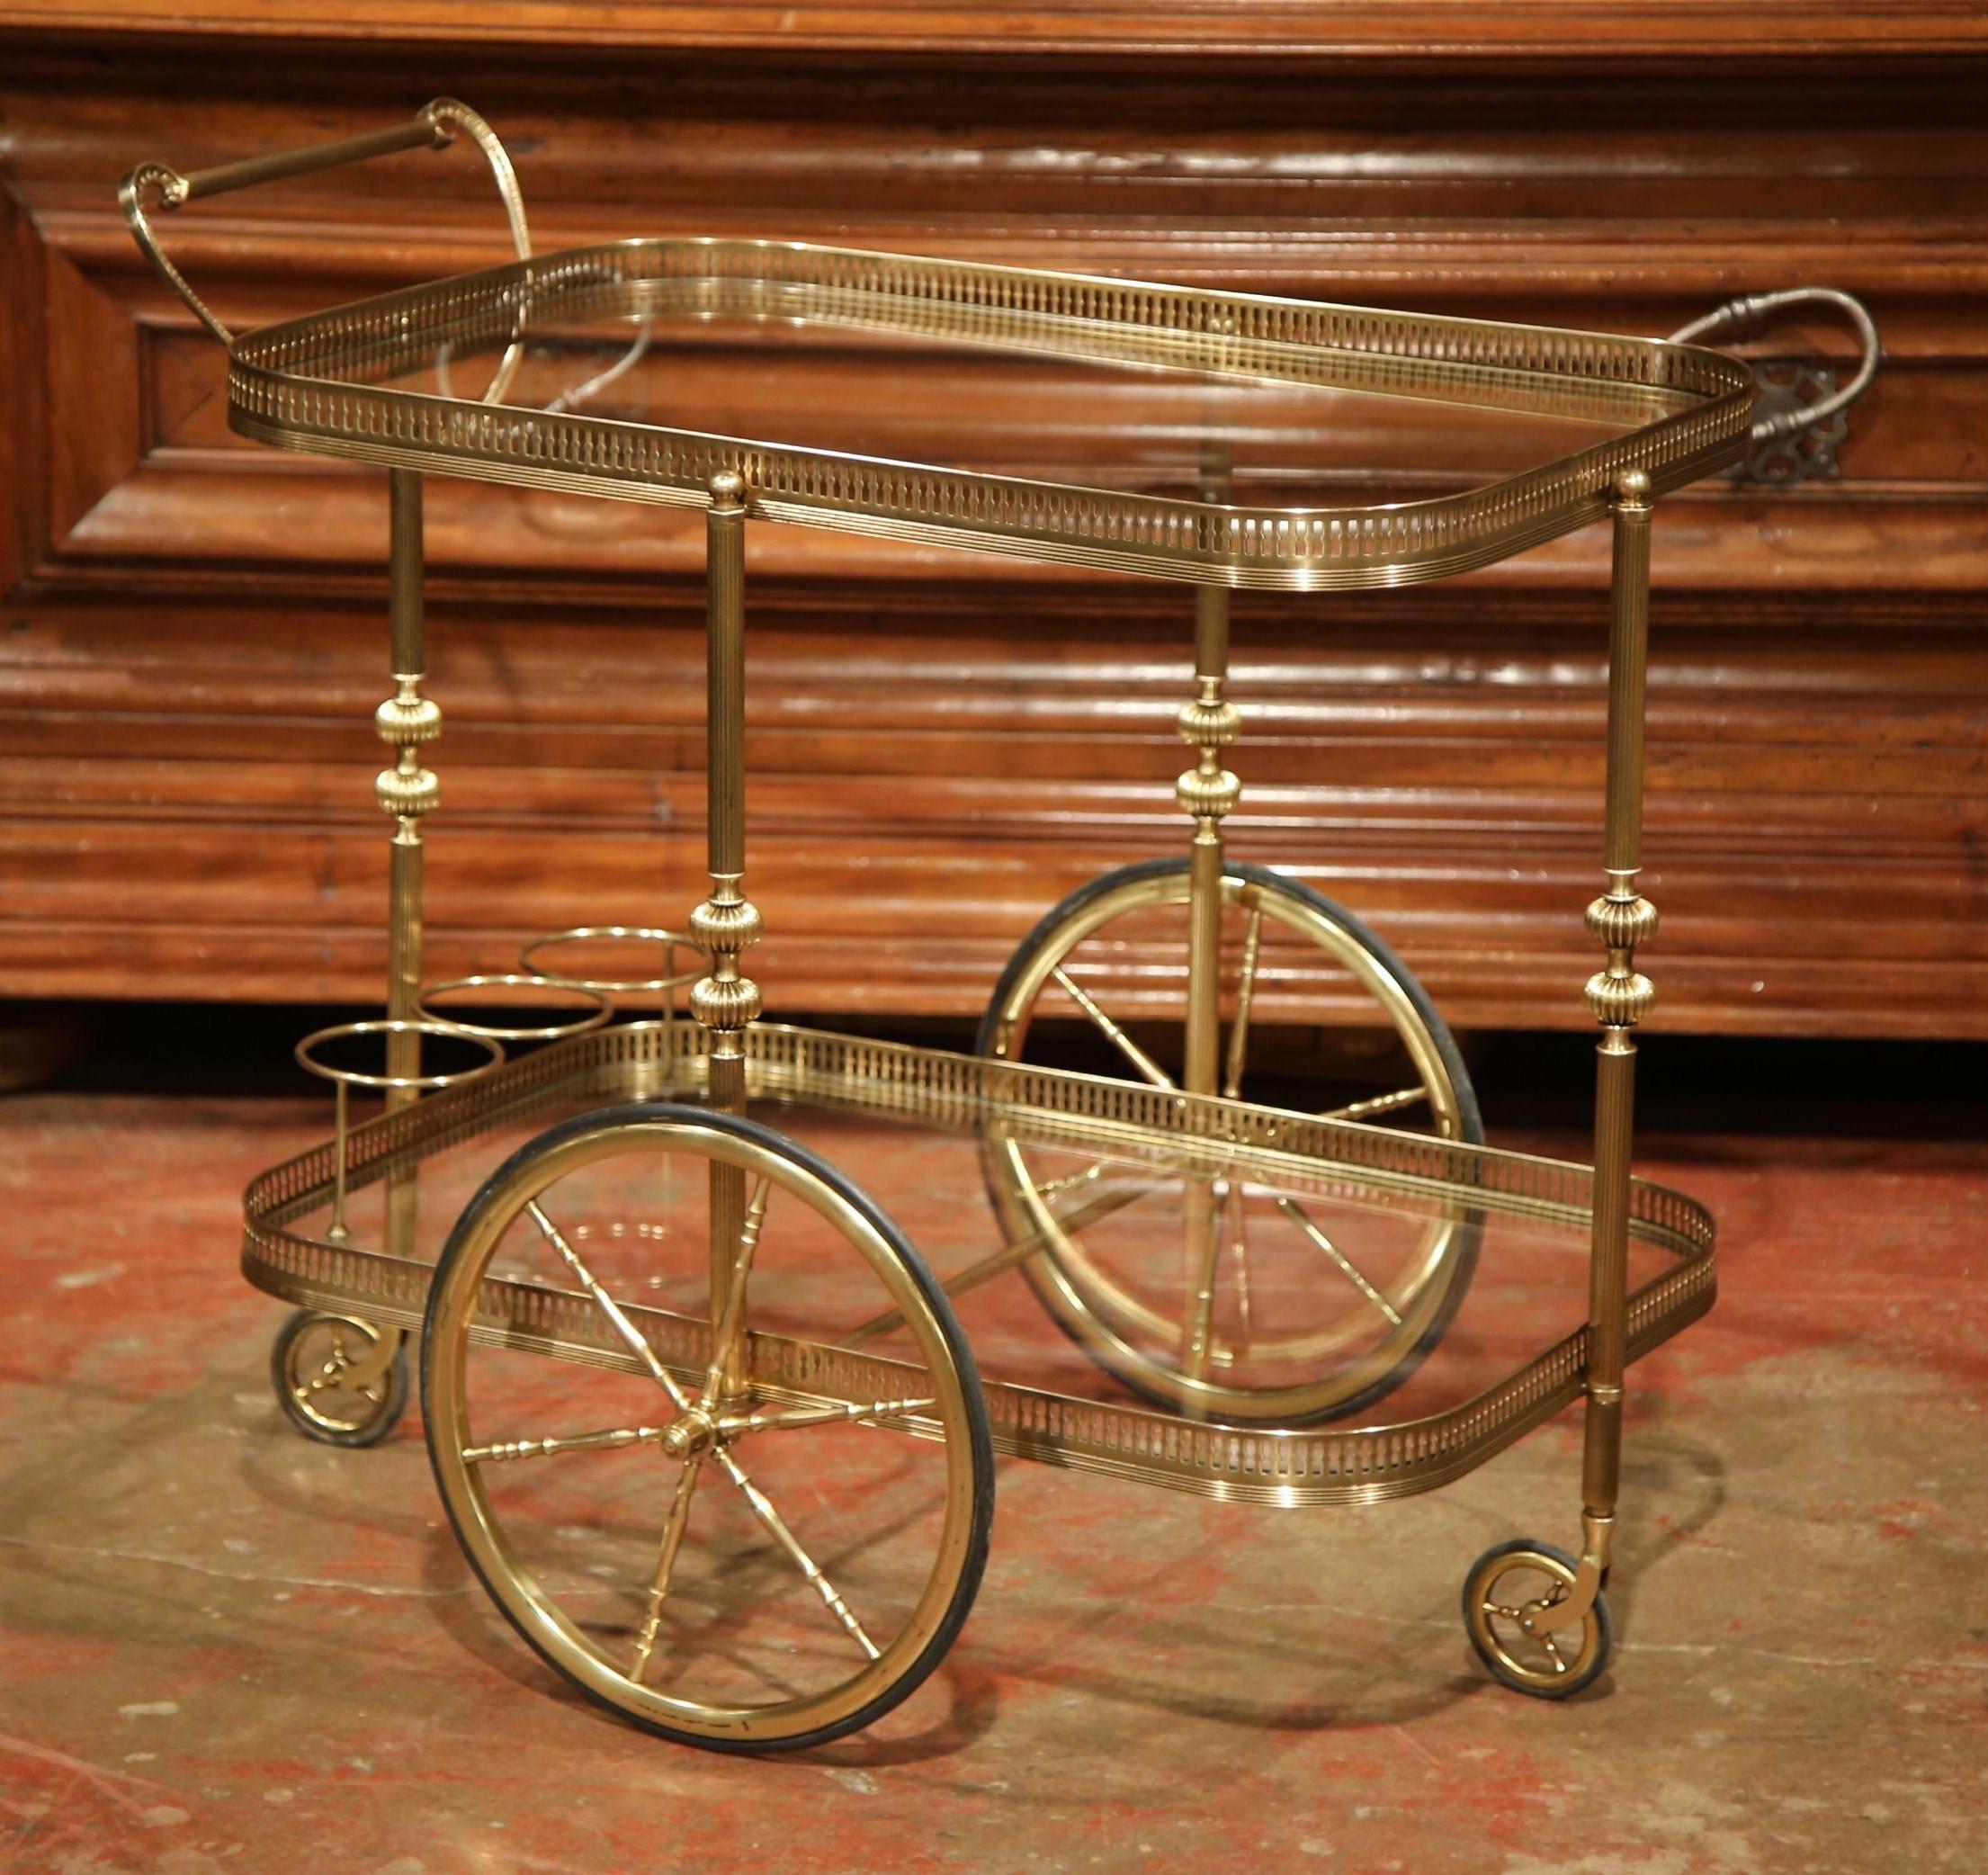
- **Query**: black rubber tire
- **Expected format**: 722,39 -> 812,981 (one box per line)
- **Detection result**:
422,1101 -> 996,1755
1462,1538 -> 1614,1701
977,858 -> 1481,1136
270,1308 -> 408,1449
975,857 -> 1484,1425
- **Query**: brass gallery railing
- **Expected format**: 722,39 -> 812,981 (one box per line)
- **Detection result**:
227,238 -> 1755,588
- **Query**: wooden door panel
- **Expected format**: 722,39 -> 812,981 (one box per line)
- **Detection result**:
1,20 -> 1983,1036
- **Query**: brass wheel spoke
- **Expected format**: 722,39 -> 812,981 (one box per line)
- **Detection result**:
1033,1161 -> 1107,1201
526,1199 -> 693,1413
1221,906 -> 1266,1100
1223,1179 -> 1253,1347
1273,1197 -> 1403,1327
304,1341 -> 365,1401
713,1448 -> 881,1661
630,1451 -> 705,1684
1539,1628 -> 1569,1673
462,1424 -> 670,1467
835,1174 -> 1155,1348
1320,1085 -> 1429,1125
1181,1182 -> 1223,1382
700,1180 -> 771,1403
719,1396 -> 936,1437
1051,966 -> 1176,1090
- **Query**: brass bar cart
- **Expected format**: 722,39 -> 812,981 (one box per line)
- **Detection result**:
121,103 -> 1876,1754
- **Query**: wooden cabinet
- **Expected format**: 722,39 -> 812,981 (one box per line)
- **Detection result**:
2,11 -> 1984,1036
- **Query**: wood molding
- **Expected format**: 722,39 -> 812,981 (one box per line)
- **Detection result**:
5,4 -> 1988,62
4,596 -> 1981,1036
1,23 -> 1984,1038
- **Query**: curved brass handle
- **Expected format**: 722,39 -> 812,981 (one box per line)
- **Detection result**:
119,98 -> 531,346
1670,287 -> 1880,446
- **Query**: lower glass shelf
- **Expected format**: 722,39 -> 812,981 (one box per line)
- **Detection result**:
243,1018 -> 1715,1509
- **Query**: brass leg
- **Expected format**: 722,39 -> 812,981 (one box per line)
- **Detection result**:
327,1081 -> 351,1243
1538,468 -> 1657,1637
371,467 -> 438,1364
690,471 -> 761,1401
1181,586 -> 1233,1095
1176,579 -> 1240,1390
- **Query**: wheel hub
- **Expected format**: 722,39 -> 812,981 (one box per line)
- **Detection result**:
661,1406 -> 720,1460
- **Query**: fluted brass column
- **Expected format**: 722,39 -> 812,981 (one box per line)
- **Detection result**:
376,469 -> 441,1260
1176,552 -> 1241,1384
1579,469 -> 1658,1551
1178,582 -> 1240,1100
691,471 -> 760,1398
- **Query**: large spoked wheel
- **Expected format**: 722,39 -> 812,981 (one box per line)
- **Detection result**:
423,1104 -> 994,1754
977,858 -> 1483,1425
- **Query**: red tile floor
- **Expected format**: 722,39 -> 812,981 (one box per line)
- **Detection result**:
3,1030 -> 1984,1874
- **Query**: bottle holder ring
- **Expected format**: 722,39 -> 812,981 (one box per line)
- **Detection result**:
413,973 -> 614,1043
517,926 -> 706,998
293,1019 -> 506,1247
294,1018 -> 506,1092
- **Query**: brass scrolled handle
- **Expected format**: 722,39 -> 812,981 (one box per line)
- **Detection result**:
119,98 -> 531,346
1670,287 -> 1880,445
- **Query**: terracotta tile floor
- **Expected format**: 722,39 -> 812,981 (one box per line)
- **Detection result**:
3,1057 -> 1984,1873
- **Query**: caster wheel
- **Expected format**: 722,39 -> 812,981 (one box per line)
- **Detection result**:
978,857 -> 1483,1424
424,1103 -> 994,1754
270,1309 -> 408,1448
1463,1539 -> 1612,1700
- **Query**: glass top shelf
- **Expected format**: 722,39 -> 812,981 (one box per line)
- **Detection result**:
407,316 -> 1648,511
229,238 -> 1754,589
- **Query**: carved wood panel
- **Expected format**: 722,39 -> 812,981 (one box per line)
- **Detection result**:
2,22 -> 1984,1036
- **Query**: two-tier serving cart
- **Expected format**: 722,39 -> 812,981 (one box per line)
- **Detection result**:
122,103 -> 1877,1753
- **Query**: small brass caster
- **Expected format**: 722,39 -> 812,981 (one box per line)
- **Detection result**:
1462,1538 -> 1613,1700
270,1309 -> 408,1449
